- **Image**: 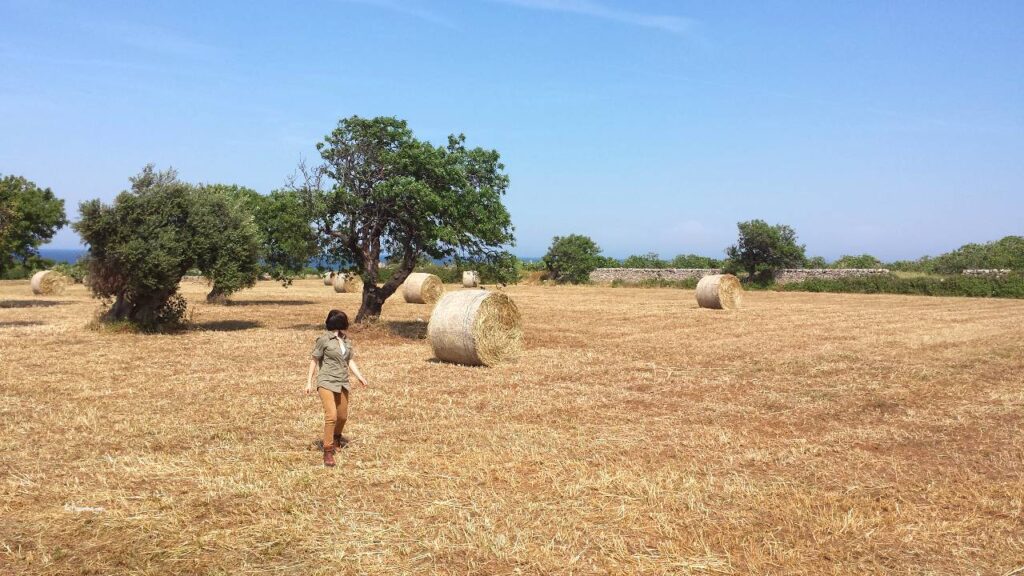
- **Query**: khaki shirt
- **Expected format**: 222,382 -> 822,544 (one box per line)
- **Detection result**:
311,332 -> 353,392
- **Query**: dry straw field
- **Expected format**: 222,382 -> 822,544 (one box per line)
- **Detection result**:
2,278 -> 1022,575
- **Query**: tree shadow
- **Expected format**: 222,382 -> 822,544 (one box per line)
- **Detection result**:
286,323 -> 322,331
195,320 -> 263,332
387,320 -> 428,340
0,300 -> 64,308
0,320 -> 44,328
225,300 -> 315,307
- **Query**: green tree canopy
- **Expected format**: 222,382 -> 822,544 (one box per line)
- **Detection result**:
75,166 -> 266,327
928,236 -> 1024,273
0,174 -> 68,275
543,234 -> 603,284
725,219 -> 806,282
832,254 -> 883,269
299,116 -> 515,322
670,254 -> 722,268
622,252 -> 667,269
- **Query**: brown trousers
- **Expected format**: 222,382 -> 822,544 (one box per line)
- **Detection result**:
317,387 -> 349,447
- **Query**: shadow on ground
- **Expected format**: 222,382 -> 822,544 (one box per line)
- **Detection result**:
195,320 -> 263,332
0,320 -> 44,328
0,300 -> 64,308
225,300 -> 315,307
387,320 -> 428,340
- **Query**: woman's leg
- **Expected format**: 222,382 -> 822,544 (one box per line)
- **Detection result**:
318,387 -> 338,447
333,389 -> 349,438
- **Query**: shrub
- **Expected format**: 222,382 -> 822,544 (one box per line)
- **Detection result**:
670,254 -> 722,268
542,234 -> 603,284
777,273 -> 1024,299
832,254 -> 882,269
622,252 -> 667,268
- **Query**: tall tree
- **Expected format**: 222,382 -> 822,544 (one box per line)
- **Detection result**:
298,116 -> 515,322
75,166 -> 267,327
543,234 -> 603,284
725,219 -> 806,282
0,175 -> 68,274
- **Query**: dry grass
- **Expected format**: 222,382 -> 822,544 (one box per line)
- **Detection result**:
1,279 -> 1022,575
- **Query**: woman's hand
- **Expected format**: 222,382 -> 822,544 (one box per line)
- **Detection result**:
357,378 -> 369,388
305,383 -> 314,395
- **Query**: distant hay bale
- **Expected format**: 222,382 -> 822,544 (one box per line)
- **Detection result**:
31,270 -> 68,296
333,272 -> 363,293
323,272 -> 335,286
695,274 -> 743,310
403,272 -> 444,304
428,290 -> 522,366
462,271 -> 480,288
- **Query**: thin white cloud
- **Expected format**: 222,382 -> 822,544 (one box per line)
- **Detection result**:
82,22 -> 221,60
340,0 -> 458,29
493,0 -> 694,35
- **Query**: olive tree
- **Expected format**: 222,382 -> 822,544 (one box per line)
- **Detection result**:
75,166 -> 265,327
724,219 -> 806,282
298,116 -> 515,322
0,174 -> 68,275
542,234 -> 603,284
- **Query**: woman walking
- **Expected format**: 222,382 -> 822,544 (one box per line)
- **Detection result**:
306,309 -> 368,467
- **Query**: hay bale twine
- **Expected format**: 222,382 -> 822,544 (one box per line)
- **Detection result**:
428,290 -> 522,366
695,274 -> 743,310
31,270 -> 68,296
462,270 -> 480,288
323,272 -> 335,286
403,272 -> 444,304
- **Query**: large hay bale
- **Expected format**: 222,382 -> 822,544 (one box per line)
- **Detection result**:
462,270 -> 480,288
428,290 -> 522,366
333,273 -> 364,294
695,274 -> 743,310
31,270 -> 67,296
403,272 -> 444,304
323,272 -> 335,286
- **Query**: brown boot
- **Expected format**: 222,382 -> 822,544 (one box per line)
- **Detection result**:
323,443 -> 336,467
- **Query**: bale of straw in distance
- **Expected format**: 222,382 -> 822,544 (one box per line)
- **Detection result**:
403,272 -> 444,304
695,273 -> 743,310
428,290 -> 522,366
462,270 -> 480,288
342,273 -> 364,294
323,272 -> 334,286
31,270 -> 68,296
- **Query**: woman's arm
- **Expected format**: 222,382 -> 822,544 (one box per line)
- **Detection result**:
348,359 -> 369,388
306,358 -> 318,394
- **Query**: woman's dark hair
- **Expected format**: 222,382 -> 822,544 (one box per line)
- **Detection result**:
325,310 -> 349,331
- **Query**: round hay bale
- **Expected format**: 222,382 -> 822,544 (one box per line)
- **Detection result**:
428,290 -> 522,366
403,272 -> 444,304
31,270 -> 68,296
323,272 -> 335,286
342,273 -> 363,294
695,274 -> 743,310
462,270 -> 480,288
333,272 -> 364,293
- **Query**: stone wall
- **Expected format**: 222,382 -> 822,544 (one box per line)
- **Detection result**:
962,269 -> 1012,276
589,267 -> 894,284
773,268 -> 891,285
589,268 -> 722,283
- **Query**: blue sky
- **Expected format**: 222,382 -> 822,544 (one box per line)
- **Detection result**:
2,0 -> 1021,260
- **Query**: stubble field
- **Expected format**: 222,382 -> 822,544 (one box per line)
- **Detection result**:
1,278 -> 1022,575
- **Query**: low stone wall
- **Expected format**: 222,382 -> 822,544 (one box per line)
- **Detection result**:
589,268 -> 721,283
773,268 -> 891,285
962,269 -> 1012,276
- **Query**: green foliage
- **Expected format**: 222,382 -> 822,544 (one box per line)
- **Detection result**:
0,174 -> 68,275
725,219 -> 806,282
832,254 -> 882,269
804,256 -> 829,269
610,277 -> 700,289
669,254 -> 722,268
777,273 -> 1024,299
301,116 -> 515,321
542,234 -> 602,284
53,259 -> 88,283
74,166 -> 265,328
927,236 -> 1024,273
622,252 -> 667,268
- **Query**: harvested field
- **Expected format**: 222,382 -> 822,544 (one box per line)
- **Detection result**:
1,279 -> 1023,575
